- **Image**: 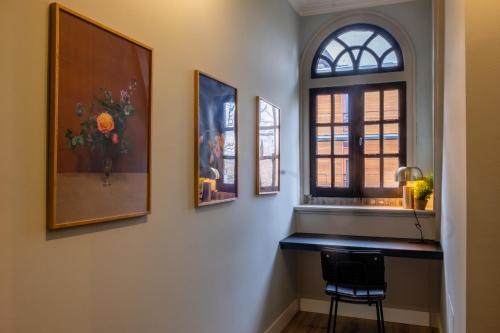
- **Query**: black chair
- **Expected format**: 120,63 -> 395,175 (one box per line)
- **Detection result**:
321,249 -> 387,333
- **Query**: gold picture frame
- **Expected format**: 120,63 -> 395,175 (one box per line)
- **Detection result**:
48,3 -> 152,229
194,70 -> 238,207
256,97 -> 280,195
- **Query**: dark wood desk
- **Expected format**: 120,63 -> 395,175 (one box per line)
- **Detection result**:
280,233 -> 443,260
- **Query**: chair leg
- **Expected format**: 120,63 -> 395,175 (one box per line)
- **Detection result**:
327,297 -> 334,333
332,298 -> 339,333
375,301 -> 381,333
379,300 -> 386,333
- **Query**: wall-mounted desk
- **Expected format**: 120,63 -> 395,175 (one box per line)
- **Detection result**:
280,233 -> 443,260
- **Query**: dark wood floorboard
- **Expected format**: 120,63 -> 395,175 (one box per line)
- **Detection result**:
282,312 -> 437,333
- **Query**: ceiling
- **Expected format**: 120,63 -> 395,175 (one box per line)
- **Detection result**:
288,0 -> 416,16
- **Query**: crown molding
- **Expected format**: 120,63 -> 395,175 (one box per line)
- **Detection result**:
288,0 -> 417,16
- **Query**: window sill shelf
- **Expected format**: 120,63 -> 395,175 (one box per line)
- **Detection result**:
294,205 -> 435,217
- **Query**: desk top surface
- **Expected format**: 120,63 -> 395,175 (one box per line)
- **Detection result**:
279,233 -> 443,260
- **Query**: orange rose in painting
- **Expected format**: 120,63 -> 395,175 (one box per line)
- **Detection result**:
96,112 -> 114,134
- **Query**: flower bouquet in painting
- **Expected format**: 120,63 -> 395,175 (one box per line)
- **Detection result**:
65,80 -> 137,186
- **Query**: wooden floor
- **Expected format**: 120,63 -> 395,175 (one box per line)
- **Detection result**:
282,312 -> 437,333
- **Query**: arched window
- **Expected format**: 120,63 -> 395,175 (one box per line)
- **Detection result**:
312,24 -> 404,78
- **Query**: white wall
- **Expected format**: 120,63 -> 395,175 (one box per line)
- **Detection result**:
299,0 -> 434,174
0,1 -> 300,332
441,0 -> 467,331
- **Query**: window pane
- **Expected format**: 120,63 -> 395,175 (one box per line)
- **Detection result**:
223,159 -> 235,184
258,129 -> 275,157
323,40 -> 344,62
365,158 -> 380,188
367,35 -> 392,57
337,30 -> 374,46
334,94 -> 349,123
316,95 -> 331,124
316,158 -> 331,187
334,158 -> 349,188
359,51 -> 378,70
316,58 -> 331,74
364,91 -> 380,121
334,126 -> 349,155
335,53 -> 354,72
382,50 -> 398,68
384,158 -> 399,188
223,130 -> 236,157
365,124 -> 380,154
316,126 -> 331,155
352,49 -> 360,61
275,128 -> 280,156
384,90 -> 399,120
259,159 -> 273,187
383,123 -> 399,154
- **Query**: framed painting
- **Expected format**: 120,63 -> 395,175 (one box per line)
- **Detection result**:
47,3 -> 152,229
194,70 -> 238,207
256,97 -> 280,195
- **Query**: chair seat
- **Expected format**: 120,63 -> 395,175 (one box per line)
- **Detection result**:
325,283 -> 386,299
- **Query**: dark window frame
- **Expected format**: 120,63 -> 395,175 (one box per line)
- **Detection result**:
309,82 -> 407,198
311,23 -> 404,78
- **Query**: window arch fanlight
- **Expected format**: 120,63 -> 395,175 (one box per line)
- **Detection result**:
312,23 -> 404,78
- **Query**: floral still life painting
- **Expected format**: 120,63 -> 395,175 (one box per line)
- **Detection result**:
47,3 -> 152,229
195,71 -> 238,207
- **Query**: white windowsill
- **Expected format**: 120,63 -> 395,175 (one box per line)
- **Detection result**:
294,205 -> 435,217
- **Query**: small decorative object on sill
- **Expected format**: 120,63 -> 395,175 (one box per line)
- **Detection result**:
395,166 -> 424,209
413,176 -> 434,211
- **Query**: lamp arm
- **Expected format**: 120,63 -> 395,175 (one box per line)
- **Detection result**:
412,209 -> 425,243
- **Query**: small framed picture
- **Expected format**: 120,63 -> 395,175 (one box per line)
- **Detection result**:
47,3 -> 152,229
256,97 -> 280,195
194,71 -> 238,207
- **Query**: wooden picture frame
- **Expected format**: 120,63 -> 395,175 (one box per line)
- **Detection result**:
256,97 -> 280,195
48,3 -> 152,229
194,70 -> 238,207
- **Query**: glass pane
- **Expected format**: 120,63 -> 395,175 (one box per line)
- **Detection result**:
334,94 -> 349,123
317,158 -> 331,187
384,157 -> 399,188
259,102 -> 275,127
334,158 -> 349,188
365,124 -> 380,155
337,30 -> 374,47
323,40 -> 344,62
316,126 -> 331,155
275,128 -> 280,156
364,91 -> 380,121
359,51 -> 378,70
224,102 -> 235,128
335,53 -> 354,72
259,159 -> 273,187
316,58 -> 331,74
223,159 -> 235,184
316,95 -> 331,124
383,123 -> 399,154
334,126 -> 349,155
352,49 -> 360,61
382,50 -> 398,68
365,158 -> 380,188
258,129 -> 275,157
367,35 -> 392,57
274,158 -> 280,187
383,90 -> 399,120
223,130 -> 236,157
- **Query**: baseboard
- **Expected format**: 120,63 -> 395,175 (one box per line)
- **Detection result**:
299,298 -> 430,327
263,299 -> 299,333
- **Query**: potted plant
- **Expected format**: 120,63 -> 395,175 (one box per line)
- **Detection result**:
413,176 -> 434,210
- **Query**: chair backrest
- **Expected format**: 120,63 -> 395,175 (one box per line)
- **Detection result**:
321,249 -> 386,290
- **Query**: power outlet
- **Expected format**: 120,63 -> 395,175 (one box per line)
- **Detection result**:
448,294 -> 455,333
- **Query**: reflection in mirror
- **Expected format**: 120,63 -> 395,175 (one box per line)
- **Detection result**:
257,97 -> 280,194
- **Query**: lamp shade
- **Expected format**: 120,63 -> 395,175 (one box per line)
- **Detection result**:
395,166 -> 423,182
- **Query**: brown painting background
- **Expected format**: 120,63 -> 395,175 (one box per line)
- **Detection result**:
57,10 -> 151,173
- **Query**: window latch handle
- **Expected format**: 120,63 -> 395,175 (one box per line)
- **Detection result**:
359,136 -> 364,147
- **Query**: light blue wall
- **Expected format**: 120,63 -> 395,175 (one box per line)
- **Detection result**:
299,0 -> 434,174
